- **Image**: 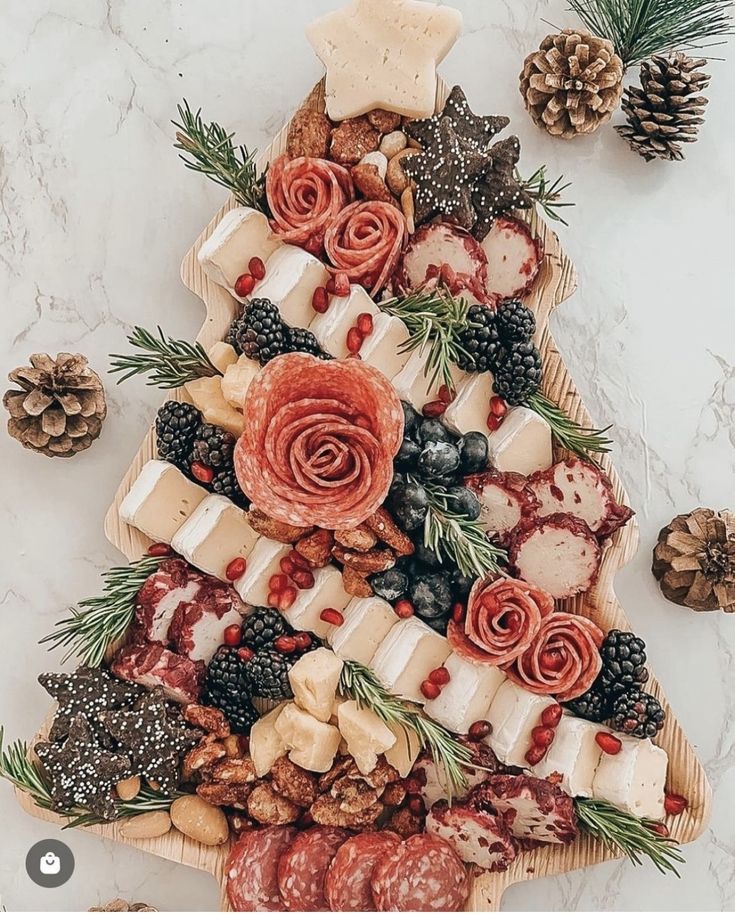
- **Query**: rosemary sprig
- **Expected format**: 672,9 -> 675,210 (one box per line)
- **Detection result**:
527,392 -> 613,460
575,798 -> 685,876
568,0 -> 734,68
40,555 -> 166,667
173,99 -> 267,209
518,166 -> 574,226
109,326 -> 221,389
339,661 -> 472,796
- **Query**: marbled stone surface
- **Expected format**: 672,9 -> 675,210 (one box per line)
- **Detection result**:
1,0 -> 733,910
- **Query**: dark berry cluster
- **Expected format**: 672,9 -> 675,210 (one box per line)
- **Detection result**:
226,298 -> 329,366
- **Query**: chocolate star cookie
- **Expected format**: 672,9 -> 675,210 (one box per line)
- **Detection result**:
472,136 -> 535,241
406,85 -> 509,152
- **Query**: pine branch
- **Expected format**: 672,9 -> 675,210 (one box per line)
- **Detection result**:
39,555 -> 166,667
518,166 -> 574,226
569,0 -> 734,67
109,326 -> 221,389
575,798 -> 685,875
173,100 -> 267,209
527,392 -> 613,460
339,661 -> 472,796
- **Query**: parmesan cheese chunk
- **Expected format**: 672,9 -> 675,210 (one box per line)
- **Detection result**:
287,648 -> 344,723
337,700 -> 397,775
383,719 -> 422,777
120,460 -> 207,544
275,702 -> 342,773
249,703 -> 288,777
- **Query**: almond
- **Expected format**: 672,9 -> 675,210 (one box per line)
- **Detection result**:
119,810 -> 172,840
170,794 -> 229,846
115,776 -> 141,802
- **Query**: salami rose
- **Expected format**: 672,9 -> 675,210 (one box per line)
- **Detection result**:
235,353 -> 404,530
447,576 -> 554,666
324,200 -> 407,295
504,611 -> 604,701
266,154 -> 354,251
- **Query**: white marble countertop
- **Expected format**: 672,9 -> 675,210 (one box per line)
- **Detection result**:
1,0 -> 733,910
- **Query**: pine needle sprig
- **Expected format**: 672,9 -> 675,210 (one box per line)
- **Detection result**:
568,0 -> 734,68
339,661 -> 472,796
173,99 -> 267,209
109,326 -> 221,389
40,555 -> 166,667
518,166 -> 574,226
527,392 -> 613,460
575,798 -> 685,875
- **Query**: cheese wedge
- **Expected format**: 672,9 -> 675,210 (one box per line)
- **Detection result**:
197,207 -> 281,294
220,354 -> 261,409
253,245 -> 329,329
235,538 -> 291,606
533,713 -> 607,798
328,596 -> 398,665
423,653 -> 506,734
592,736 -> 667,820
184,375 -> 245,437
275,702 -> 342,773
281,565 -> 352,639
486,406 -> 553,477
249,703 -> 288,777
308,285 -> 380,359
443,372 -> 494,437
120,460 -> 207,544
371,617 -> 450,704
359,313 -> 412,379
486,679 -> 557,768
392,349 -> 468,409
337,700 -> 397,775
171,495 -> 259,581
383,719 -> 423,777
288,648 -> 344,723
207,342 -> 239,374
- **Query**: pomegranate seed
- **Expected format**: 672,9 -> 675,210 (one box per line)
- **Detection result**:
664,793 -> 689,816
237,646 -> 254,663
279,586 -> 298,610
248,256 -> 266,281
320,607 -> 344,626
468,720 -> 492,741
408,795 -> 426,816
267,590 -> 280,607
648,822 -> 670,837
289,549 -> 310,570
452,602 -> 466,625
346,327 -> 364,354
525,745 -> 547,766
234,273 -> 255,298
294,632 -> 312,650
541,704 -> 563,728
531,726 -> 556,749
422,400 -> 446,418
225,557 -> 247,581
595,732 -> 622,755
420,679 -> 440,700
312,286 -> 329,314
541,648 -> 566,672
353,413 -> 372,430
428,667 -> 450,686
291,569 -> 315,590
279,556 -> 296,575
269,573 -> 289,592
275,635 -> 297,654
394,599 -> 415,619
147,542 -> 172,557
333,272 -> 350,297
191,461 -> 214,484
486,413 -> 503,432
223,624 -> 242,647
489,395 -> 508,418
437,384 -> 454,404
357,312 -> 374,335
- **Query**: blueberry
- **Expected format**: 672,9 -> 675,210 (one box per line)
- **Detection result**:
446,486 -> 481,520
412,539 -> 442,569
451,568 -> 475,601
417,441 -> 460,478
390,472 -> 406,496
395,436 -> 421,467
410,572 -> 453,619
390,480 -> 429,531
401,401 -> 421,438
458,431 -> 489,473
370,568 -> 409,602
417,418 -> 456,446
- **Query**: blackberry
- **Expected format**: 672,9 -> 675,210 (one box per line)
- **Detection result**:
496,300 -> 536,343
203,689 -> 259,734
287,327 -> 330,360
211,464 -> 250,509
612,689 -> 666,739
455,305 -> 500,373
492,341 -> 542,405
191,423 -> 237,470
598,629 -> 649,697
205,646 -> 251,697
155,402 -> 202,471
247,649 -> 293,700
242,607 -> 292,651
564,688 -> 612,723
228,298 -> 289,365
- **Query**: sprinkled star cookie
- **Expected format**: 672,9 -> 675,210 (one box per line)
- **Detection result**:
472,136 -> 534,240
406,84 -> 509,151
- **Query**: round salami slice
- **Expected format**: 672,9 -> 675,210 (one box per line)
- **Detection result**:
371,834 -> 469,912
226,826 -> 297,912
277,826 -> 349,912
325,831 -> 401,912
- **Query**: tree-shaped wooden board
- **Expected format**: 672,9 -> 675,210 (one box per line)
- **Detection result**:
19,78 -> 711,911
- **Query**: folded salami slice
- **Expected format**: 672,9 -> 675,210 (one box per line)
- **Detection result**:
235,354 -> 404,530
325,831 -> 401,912
278,826 -> 349,912
504,610 -> 604,701
225,825 -> 297,912
447,576 -> 554,666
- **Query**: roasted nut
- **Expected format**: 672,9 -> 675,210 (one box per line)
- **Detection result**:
362,756 -> 400,789
381,781 -> 408,807
115,776 -> 141,802
295,528 -> 334,567
386,148 -> 420,196
331,776 -> 381,814
270,756 -> 318,807
170,794 -> 229,845
183,704 -> 230,738
196,782 -> 252,810
287,108 -> 332,158
380,130 -> 408,159
222,734 -> 248,758
365,507 -> 415,556
334,525 -> 378,552
318,756 -> 354,792
358,150 -> 388,179
183,737 -> 227,779
351,164 -> 395,204
332,545 -> 396,573
401,187 -> 416,235
119,810 -> 172,840
367,109 -> 402,133
311,794 -> 383,828
248,508 -> 314,543
385,805 -> 424,837
330,117 -> 380,166
342,566 -> 374,597
247,783 -> 302,825
210,756 -> 258,785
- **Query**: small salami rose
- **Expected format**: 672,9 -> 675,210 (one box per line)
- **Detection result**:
447,576 -> 554,666
504,611 -> 604,701
266,155 -> 355,250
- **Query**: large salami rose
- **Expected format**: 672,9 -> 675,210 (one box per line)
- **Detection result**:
504,611 -> 604,701
234,354 -> 403,530
447,576 -> 554,666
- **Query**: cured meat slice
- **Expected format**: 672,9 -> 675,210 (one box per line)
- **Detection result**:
510,513 -> 602,599
527,459 -> 634,538
226,826 -> 297,912
504,611 -> 604,701
480,215 -> 543,300
447,575 -> 554,666
471,774 -> 578,845
371,833 -> 470,912
111,642 -> 205,704
266,155 -> 355,252
325,831 -> 401,912
464,470 -> 539,544
235,354 -> 404,530
426,800 -> 517,872
132,558 -> 202,644
277,825 -> 349,911
324,200 -> 407,295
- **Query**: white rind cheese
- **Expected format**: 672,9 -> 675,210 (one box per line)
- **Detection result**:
486,406 -> 553,476
234,538 -> 291,606
533,713 -> 607,798
337,700 -> 397,775
253,245 -> 329,328
275,702 -> 342,773
287,648 -> 344,723
486,679 -> 557,768
423,652 -> 506,734
171,495 -> 259,581
197,207 -> 281,293
443,372 -> 495,437
592,735 -> 667,820
120,460 -> 207,544
249,703 -> 288,777
359,313 -> 412,379
308,285 -> 380,359
370,617 -> 450,704
392,349 -> 468,409
328,596 -> 398,665
281,565 -> 352,639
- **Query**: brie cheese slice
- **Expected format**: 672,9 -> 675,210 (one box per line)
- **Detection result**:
443,372 -> 495,437
197,207 -> 281,293
171,495 -> 260,581
423,652 -> 506,734
370,617 -> 450,704
486,406 -> 553,476
308,285 -> 380,359
533,713 -> 607,798
234,538 -> 291,606
328,596 -> 398,665
392,349 -> 468,409
253,245 -> 329,328
359,313 -> 411,379
592,735 -> 667,820
486,679 -> 557,768
120,460 -> 207,544
281,565 -> 352,639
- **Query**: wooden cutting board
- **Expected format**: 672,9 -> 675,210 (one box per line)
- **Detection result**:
20,78 -> 711,912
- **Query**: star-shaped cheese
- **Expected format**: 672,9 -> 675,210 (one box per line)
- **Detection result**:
306,0 -> 462,121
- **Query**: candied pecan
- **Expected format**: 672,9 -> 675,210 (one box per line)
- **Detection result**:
248,783 -> 302,825
330,117 -> 380,166
183,736 -> 227,779
248,508 -> 314,544
295,528 -> 334,567
318,756 -> 354,793
342,566 -> 374,598
287,108 -> 332,158
385,805 -> 425,837
222,734 -> 249,759
351,164 -> 395,204
311,794 -> 384,828
362,757 -> 400,789
332,545 -> 396,573
332,777 -> 381,814
210,756 -> 257,785
196,781 -> 252,810
381,781 -> 407,807
334,525 -> 378,552
183,704 -> 230,738
270,756 -> 318,807
367,109 -> 402,132
364,507 -> 415,556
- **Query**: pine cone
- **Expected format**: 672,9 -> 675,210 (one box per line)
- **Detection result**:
653,508 -> 735,612
520,29 -> 623,139
3,353 -> 106,457
616,54 -> 710,162
89,901 -> 157,912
